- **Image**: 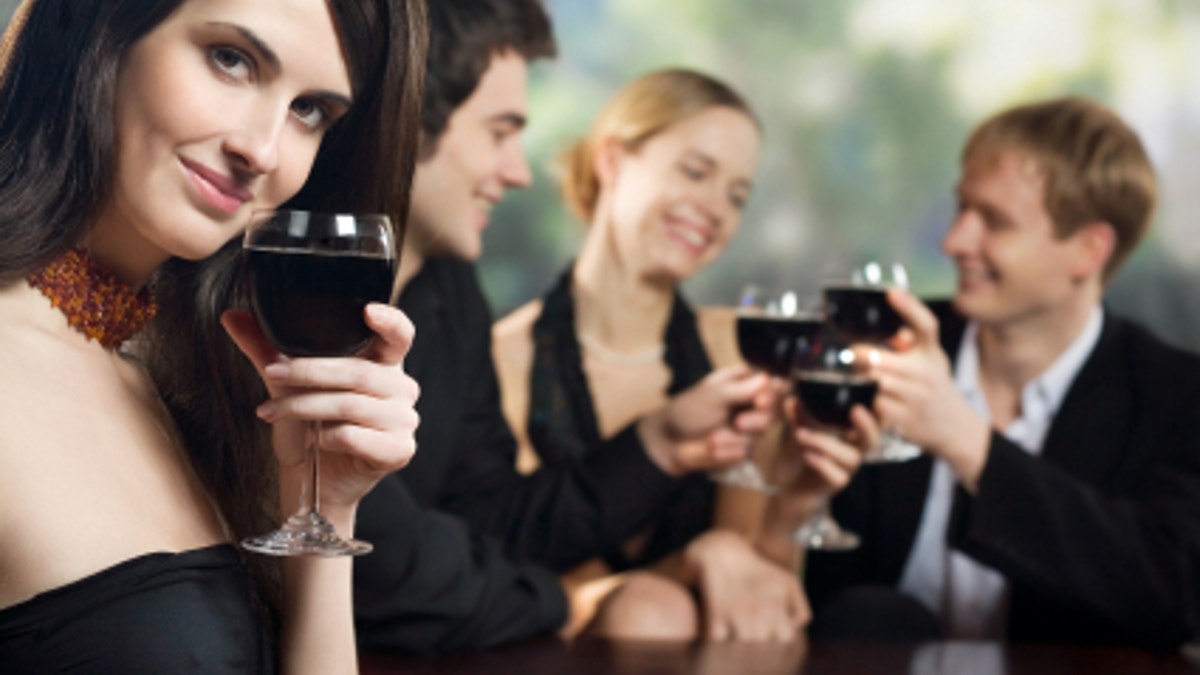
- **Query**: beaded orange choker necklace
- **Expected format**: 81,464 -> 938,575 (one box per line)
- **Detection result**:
27,248 -> 158,350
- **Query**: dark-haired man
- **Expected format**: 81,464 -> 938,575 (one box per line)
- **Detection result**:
353,0 -> 773,654
803,97 -> 1200,650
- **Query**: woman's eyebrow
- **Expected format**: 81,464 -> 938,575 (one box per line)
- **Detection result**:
206,21 -> 353,107
206,22 -> 281,72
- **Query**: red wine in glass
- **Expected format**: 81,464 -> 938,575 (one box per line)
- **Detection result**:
247,249 -> 394,358
794,371 -> 880,428
823,261 -> 920,463
789,325 -> 870,551
823,286 -> 903,344
736,314 -> 824,376
715,287 -> 819,494
241,210 -> 397,557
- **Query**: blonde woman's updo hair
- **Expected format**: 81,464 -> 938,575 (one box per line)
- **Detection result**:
558,68 -> 760,222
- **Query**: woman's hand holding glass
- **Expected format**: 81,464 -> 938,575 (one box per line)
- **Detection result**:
223,302 -> 420,545
714,286 -> 824,493
637,365 -> 781,477
231,210 -> 414,556
765,328 -> 881,551
762,396 -> 879,553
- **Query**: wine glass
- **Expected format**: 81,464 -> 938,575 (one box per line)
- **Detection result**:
241,210 -> 398,557
789,326 -> 875,551
823,260 -> 921,463
714,286 -> 822,493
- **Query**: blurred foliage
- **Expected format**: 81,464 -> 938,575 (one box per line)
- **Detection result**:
483,0 -> 1200,352
2,0 -> 1197,350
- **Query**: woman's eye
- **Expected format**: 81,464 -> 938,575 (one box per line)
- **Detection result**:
209,45 -> 252,81
680,164 -> 705,180
730,192 -> 748,210
291,98 -> 332,132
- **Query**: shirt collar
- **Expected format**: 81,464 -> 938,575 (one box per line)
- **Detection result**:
955,305 -> 1104,421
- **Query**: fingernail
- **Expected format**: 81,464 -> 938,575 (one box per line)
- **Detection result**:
264,362 -> 290,379
256,401 -> 277,420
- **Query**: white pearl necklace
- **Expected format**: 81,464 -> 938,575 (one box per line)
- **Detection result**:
577,331 -> 666,366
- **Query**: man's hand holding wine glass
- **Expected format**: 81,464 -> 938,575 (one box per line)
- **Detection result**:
864,288 -> 991,493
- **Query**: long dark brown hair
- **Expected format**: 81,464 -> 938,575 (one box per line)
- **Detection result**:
0,0 -> 428,628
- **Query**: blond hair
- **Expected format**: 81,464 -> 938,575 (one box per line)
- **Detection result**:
963,97 -> 1157,281
559,68 -> 760,222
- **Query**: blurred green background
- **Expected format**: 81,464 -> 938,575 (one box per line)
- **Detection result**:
4,0 -> 1198,350
489,0 -> 1200,352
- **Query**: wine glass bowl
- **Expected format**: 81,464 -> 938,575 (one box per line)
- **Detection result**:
714,287 -> 822,494
823,260 -> 920,463
823,261 -> 908,344
794,370 -> 880,429
789,326 -> 870,551
736,288 -> 824,377
241,210 -> 397,557
246,217 -> 395,358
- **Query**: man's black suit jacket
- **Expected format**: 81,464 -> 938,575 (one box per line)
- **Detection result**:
353,258 -> 683,654
805,301 -> 1200,650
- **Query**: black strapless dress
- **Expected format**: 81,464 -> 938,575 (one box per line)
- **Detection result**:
0,544 -> 274,674
526,267 -> 715,569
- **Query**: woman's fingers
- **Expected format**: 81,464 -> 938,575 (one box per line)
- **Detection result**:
846,403 -> 882,451
360,303 -> 415,366
261,355 -> 416,398
706,428 -> 753,465
798,446 -> 853,489
257,382 -> 419,428
794,427 -> 860,471
315,423 -> 419,472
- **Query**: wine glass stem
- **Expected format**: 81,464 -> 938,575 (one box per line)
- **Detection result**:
303,421 -> 321,517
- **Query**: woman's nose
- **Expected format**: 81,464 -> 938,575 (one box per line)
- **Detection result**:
222,105 -> 288,176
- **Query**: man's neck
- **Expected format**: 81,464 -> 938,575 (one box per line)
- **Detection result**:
395,238 -> 426,296
974,292 -> 1099,409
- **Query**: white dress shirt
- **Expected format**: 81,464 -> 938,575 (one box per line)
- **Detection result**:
897,307 -> 1104,639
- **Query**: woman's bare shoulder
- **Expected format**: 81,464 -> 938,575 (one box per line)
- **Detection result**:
492,299 -> 544,369
695,306 -> 742,369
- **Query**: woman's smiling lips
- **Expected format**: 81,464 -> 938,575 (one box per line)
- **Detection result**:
664,214 -> 713,255
181,157 -> 253,215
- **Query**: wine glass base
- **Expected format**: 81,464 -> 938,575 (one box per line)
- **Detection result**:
794,517 -> 860,551
242,512 -> 372,557
863,435 -> 922,464
710,461 -> 779,495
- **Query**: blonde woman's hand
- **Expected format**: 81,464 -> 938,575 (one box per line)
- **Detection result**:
638,365 -> 781,476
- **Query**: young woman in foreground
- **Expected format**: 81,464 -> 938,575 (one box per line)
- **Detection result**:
0,0 -> 425,672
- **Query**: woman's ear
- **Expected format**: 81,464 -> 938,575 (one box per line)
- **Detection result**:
593,136 -> 626,188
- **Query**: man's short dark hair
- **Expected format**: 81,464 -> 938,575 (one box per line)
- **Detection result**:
422,0 -> 556,150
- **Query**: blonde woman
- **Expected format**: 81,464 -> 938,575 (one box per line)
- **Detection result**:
494,69 -> 875,641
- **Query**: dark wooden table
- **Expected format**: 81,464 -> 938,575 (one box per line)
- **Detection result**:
362,637 -> 1200,674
